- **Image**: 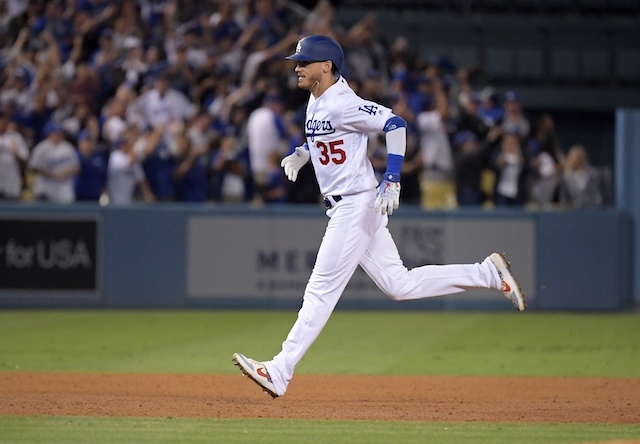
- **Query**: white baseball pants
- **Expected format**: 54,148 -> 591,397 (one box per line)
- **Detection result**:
265,189 -> 501,396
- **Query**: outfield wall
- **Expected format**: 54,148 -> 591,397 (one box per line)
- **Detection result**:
0,203 -> 632,311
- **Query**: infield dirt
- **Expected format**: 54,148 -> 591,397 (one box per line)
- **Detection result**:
1,372 -> 639,423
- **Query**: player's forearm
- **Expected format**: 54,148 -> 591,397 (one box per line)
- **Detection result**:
383,116 -> 407,182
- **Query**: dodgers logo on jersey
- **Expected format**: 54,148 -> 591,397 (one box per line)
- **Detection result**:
359,104 -> 379,115
305,114 -> 335,141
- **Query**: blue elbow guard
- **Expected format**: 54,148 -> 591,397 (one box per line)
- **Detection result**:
383,116 -> 407,133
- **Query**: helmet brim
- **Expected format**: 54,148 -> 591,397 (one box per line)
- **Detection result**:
285,53 -> 324,63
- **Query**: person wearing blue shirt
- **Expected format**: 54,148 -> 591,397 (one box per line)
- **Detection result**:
74,129 -> 107,201
172,132 -> 209,202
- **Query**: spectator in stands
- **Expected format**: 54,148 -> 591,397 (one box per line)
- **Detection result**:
138,0 -> 171,43
416,72 -> 453,179
61,100 -> 100,142
559,144 -> 602,209
144,44 -> 170,80
210,134 -> 247,203
20,89 -> 52,146
208,0 -> 243,44
0,112 -> 29,200
186,111 -> 215,154
246,0 -> 288,48
217,103 -> 254,201
528,113 -> 564,209
502,90 -> 529,139
133,123 -> 176,201
180,27 -> 209,73
263,151 -> 288,203
391,94 -> 422,205
111,3 -> 145,53
238,25 -> 299,88
74,129 -> 107,202
491,127 -> 529,207
172,129 -> 209,202
281,114 -> 319,204
477,87 -> 503,129
452,130 -> 492,206
1,67 -> 31,118
344,13 -> 387,82
407,74 -> 435,118
66,61 -> 102,113
455,91 -> 490,143
101,96 -> 129,145
107,126 -> 154,205
128,71 -> 197,135
165,42 -> 198,97
35,0 -> 74,59
120,37 -> 149,89
246,90 -> 287,202
302,0 -> 342,39
28,121 -> 80,203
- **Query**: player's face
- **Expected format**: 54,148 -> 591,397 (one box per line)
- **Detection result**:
294,60 -> 328,90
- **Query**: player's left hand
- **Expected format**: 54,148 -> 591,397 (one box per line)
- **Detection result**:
281,145 -> 310,182
374,180 -> 401,216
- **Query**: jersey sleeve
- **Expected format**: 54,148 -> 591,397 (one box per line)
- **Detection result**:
340,95 -> 392,134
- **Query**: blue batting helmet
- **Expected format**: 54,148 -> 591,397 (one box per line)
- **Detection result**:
286,35 -> 344,72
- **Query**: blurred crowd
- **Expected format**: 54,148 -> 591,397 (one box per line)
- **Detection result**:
0,0 -> 607,209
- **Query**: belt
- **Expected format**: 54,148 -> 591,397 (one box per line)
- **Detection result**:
323,195 -> 342,209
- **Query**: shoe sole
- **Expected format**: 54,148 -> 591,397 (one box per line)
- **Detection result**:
491,252 -> 527,311
232,354 -> 279,399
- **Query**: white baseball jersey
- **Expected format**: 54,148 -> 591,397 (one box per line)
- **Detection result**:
305,76 -> 392,196
107,149 -> 146,205
29,139 -> 79,203
246,106 -> 283,177
416,110 -> 453,172
263,76 -> 504,397
0,131 -> 29,198
132,87 -> 197,128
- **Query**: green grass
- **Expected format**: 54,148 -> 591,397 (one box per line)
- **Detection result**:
1,416 -> 639,444
1,310 -> 639,444
0,310 -> 638,377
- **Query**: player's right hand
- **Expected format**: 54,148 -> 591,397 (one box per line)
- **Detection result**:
374,180 -> 401,216
281,145 -> 310,182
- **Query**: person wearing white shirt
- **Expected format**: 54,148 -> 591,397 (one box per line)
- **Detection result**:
130,73 -> 197,131
246,92 -> 287,200
107,128 -> 155,205
0,114 -> 29,199
28,122 -> 80,203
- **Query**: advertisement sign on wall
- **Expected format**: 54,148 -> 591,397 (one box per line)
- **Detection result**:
187,215 -> 535,305
0,218 -> 100,292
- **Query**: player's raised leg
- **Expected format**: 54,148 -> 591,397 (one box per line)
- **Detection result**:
359,224 -> 526,310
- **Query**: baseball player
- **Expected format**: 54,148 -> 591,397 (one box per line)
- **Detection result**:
233,36 -> 526,398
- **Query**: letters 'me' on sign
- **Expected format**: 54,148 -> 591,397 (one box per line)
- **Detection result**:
0,218 -> 99,291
